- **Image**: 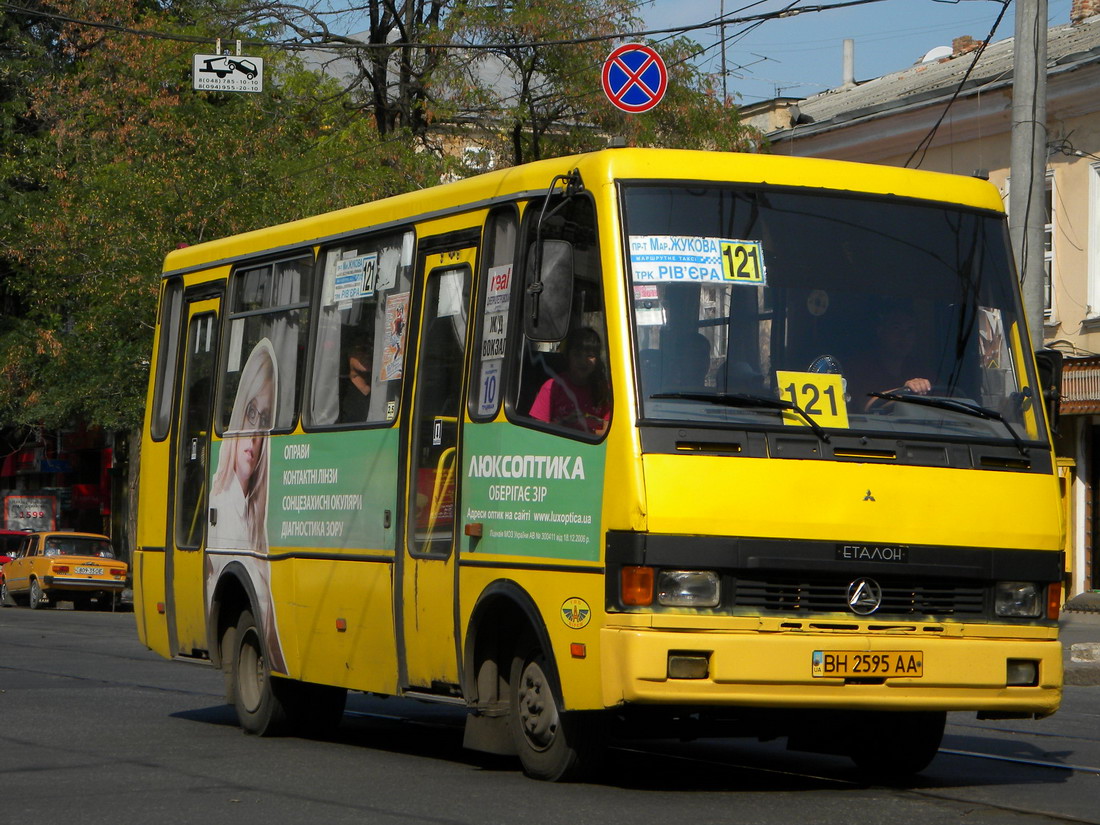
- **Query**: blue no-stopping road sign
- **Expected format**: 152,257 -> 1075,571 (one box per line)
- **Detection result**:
602,43 -> 668,113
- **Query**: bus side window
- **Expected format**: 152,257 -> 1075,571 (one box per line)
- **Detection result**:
219,255 -> 313,434
308,230 -> 414,428
515,196 -> 611,439
469,207 -> 518,420
150,277 -> 184,441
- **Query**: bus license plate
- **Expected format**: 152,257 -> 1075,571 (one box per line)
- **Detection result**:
75,566 -> 102,575
812,650 -> 923,678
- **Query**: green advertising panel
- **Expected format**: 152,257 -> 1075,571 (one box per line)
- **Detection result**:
209,429 -> 400,554
461,424 -> 606,562
208,424 -> 603,561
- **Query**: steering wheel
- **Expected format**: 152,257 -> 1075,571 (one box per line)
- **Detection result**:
865,383 -> 953,412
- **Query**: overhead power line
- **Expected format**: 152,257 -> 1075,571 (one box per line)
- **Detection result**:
0,0 -> 892,53
904,0 -> 1011,169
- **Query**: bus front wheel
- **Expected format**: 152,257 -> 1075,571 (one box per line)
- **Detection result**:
508,646 -> 600,781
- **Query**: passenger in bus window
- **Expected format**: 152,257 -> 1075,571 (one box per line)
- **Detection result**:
529,326 -> 610,435
340,342 -> 373,421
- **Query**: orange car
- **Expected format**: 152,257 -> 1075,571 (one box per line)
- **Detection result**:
0,531 -> 127,610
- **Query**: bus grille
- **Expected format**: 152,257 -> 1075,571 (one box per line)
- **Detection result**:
733,576 -> 987,617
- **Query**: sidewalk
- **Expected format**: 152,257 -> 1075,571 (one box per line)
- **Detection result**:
1061,593 -> 1100,686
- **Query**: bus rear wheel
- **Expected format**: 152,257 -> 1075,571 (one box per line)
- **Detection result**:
229,608 -> 290,736
508,646 -> 601,781
847,710 -> 945,780
226,608 -> 347,738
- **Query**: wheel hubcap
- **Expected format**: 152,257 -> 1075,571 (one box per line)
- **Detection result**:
518,661 -> 559,751
237,629 -> 265,713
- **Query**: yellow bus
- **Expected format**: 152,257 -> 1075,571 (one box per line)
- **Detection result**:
135,148 -> 1064,781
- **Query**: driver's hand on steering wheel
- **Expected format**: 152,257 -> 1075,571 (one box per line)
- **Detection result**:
903,377 -> 932,395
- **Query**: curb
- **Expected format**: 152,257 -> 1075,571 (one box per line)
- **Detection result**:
1065,663 -> 1100,686
1064,592 -> 1100,613
1065,642 -> 1100,686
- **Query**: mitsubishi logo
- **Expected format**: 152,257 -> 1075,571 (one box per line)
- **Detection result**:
847,578 -> 883,615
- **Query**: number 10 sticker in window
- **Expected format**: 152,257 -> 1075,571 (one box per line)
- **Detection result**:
775,370 -> 849,430
477,264 -> 512,417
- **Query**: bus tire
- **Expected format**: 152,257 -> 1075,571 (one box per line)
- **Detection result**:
508,646 -> 599,781
847,710 -> 945,780
229,608 -> 291,736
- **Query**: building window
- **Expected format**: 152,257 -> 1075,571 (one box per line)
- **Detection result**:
1089,163 -> 1100,319
1005,173 -> 1056,323
1044,172 -> 1054,320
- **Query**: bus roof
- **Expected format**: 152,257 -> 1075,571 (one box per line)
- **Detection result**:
161,148 -> 1004,277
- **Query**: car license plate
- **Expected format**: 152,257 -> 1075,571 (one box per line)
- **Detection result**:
812,650 -> 923,678
75,566 -> 102,575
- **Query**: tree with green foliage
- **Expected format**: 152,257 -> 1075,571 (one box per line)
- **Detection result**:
441,1 -> 755,166
0,0 -> 446,434
0,0 -> 755,438
236,0 -> 756,167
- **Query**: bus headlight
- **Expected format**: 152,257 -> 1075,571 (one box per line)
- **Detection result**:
994,582 -> 1042,618
657,570 -> 720,608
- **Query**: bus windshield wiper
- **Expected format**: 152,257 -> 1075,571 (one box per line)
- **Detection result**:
868,392 -> 1029,455
652,392 -> 831,443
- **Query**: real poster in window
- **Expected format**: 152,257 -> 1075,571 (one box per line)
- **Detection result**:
379,292 -> 410,382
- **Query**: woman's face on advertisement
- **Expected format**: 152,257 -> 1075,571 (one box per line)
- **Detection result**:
234,379 -> 273,487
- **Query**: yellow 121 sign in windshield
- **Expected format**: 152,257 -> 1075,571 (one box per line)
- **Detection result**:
775,370 -> 850,430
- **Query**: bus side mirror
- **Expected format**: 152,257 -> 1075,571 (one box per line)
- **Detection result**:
1034,348 -> 1063,436
524,240 -> 574,342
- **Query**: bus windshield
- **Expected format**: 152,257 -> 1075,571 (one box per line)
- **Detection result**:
623,184 -> 1048,447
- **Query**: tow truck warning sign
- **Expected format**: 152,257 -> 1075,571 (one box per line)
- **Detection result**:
193,54 -> 264,93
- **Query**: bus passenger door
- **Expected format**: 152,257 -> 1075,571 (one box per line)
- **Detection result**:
399,246 -> 475,691
167,298 -> 220,657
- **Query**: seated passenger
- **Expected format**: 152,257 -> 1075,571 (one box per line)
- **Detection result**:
340,344 -> 372,421
663,331 -> 710,393
529,326 -> 610,435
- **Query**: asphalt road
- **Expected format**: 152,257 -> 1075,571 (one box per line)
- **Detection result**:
2,607 -> 1099,825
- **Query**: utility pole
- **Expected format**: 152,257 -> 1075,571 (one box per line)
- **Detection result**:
1009,0 -> 1048,347
720,0 -> 728,102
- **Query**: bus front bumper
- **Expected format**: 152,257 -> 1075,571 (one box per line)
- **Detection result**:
599,627 -> 1062,715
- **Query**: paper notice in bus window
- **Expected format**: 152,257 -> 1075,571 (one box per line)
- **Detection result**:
375,245 -> 400,292
629,235 -> 766,285
438,270 -> 463,318
334,252 -> 377,302
486,264 -> 512,313
979,307 -> 1007,369
633,284 -> 665,326
379,292 -> 409,382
